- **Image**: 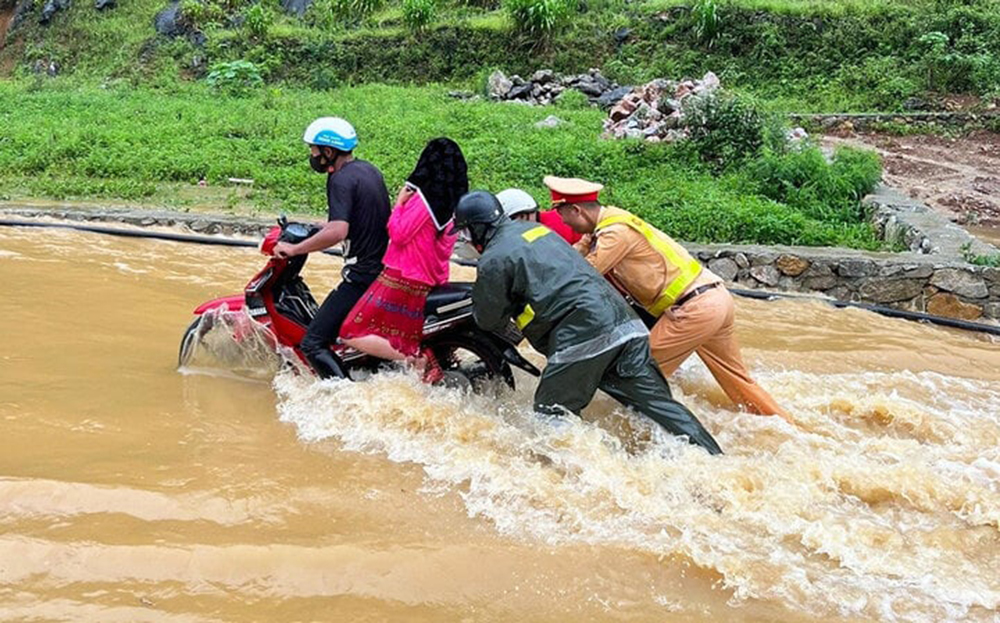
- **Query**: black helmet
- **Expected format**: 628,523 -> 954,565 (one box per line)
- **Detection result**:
452,190 -> 504,231
451,190 -> 506,251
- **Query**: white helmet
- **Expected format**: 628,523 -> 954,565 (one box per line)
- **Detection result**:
302,117 -> 358,151
496,188 -> 538,218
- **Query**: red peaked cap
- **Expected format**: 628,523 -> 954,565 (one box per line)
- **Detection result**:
543,175 -> 604,205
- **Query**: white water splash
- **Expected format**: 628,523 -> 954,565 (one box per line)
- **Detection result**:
273,365 -> 1000,622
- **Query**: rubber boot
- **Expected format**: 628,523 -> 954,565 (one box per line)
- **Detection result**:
304,348 -> 348,379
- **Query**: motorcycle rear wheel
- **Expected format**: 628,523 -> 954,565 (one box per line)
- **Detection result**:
425,331 -> 515,393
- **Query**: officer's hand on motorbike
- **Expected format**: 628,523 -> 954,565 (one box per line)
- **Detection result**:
273,241 -> 297,259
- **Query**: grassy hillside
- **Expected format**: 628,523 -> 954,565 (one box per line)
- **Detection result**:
2,0 -> 998,111
0,80 -> 883,247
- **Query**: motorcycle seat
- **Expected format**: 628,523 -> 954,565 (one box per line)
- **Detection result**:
425,282 -> 473,316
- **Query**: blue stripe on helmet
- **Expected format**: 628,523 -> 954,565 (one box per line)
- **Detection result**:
313,129 -> 358,151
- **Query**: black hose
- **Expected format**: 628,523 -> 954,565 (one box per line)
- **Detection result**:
0,218 -> 345,257
729,288 -> 1000,337
2,218 -> 998,337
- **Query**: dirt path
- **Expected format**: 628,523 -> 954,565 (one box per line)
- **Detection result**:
823,130 -> 1000,246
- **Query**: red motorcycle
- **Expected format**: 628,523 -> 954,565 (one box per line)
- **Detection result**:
178,217 -> 539,390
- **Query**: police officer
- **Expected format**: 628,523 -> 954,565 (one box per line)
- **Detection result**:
451,190 -> 722,454
548,175 -> 787,418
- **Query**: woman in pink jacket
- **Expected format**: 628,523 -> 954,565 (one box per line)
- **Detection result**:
339,138 -> 468,383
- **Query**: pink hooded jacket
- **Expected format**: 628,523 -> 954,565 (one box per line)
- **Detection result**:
382,189 -> 456,286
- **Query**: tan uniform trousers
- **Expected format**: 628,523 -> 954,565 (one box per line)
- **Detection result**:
650,285 -> 785,417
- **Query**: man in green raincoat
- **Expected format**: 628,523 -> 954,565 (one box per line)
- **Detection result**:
450,190 -> 722,455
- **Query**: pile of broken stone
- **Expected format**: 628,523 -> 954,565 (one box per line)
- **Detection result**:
487,68 -> 632,108
601,71 -> 722,143
487,69 -> 800,145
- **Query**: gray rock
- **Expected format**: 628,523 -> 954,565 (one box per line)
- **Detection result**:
902,97 -> 930,111
575,78 -> 604,97
803,262 -> 833,278
749,265 -> 780,287
613,27 -> 631,44
189,219 -> 211,233
508,83 -> 534,100
534,115 -> 566,129
281,0 -> 313,14
983,302 -> 1000,319
929,268 -> 988,299
836,258 -> 874,278
596,86 -> 633,110
94,0 -> 115,10
751,252 -> 778,267
825,285 -> 854,301
487,70 -> 512,100
803,275 -> 838,291
10,0 -> 34,32
982,267 -> 1000,285
879,263 -> 934,279
777,275 -> 800,291
734,253 -> 749,269
859,278 -> 925,303
707,257 -> 738,282
154,2 -> 184,36
530,69 -> 556,84
39,0 -> 69,24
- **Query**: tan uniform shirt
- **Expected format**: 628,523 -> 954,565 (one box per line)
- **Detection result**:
574,206 -> 719,310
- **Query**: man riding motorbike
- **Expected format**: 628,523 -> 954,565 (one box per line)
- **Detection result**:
271,117 -> 392,378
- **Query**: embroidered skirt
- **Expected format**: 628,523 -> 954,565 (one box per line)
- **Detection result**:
339,267 -> 431,357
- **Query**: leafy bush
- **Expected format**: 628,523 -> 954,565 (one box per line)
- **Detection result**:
691,0 -> 722,48
682,92 -> 764,170
206,60 -> 264,95
555,88 -> 590,109
244,2 -> 275,40
746,145 -> 882,224
307,0 -> 383,27
403,0 -> 436,32
504,0 -> 571,35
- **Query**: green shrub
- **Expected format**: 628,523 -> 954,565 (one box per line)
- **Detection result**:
555,88 -> 590,109
403,0 -> 436,32
206,60 -> 264,95
691,0 -> 723,48
746,146 -> 882,224
682,92 -> 764,170
307,0 -> 383,27
504,0 -> 571,35
182,0 -> 229,28
244,2 -> 275,40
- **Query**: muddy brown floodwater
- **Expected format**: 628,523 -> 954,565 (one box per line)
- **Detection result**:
1,226 -> 999,622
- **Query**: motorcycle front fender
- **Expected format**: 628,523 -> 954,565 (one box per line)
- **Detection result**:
193,295 -> 245,315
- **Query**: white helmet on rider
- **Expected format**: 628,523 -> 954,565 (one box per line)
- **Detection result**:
302,117 -> 358,151
496,188 -> 538,218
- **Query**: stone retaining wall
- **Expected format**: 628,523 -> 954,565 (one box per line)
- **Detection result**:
688,244 -> 1000,321
3,193 -> 1000,322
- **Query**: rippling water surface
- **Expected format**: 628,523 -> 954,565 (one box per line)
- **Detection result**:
1,226 -> 998,622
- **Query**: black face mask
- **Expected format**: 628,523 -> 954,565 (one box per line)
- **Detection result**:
309,154 -> 330,174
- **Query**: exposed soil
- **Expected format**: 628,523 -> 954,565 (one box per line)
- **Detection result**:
823,130 -> 1000,247
0,5 -> 14,51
